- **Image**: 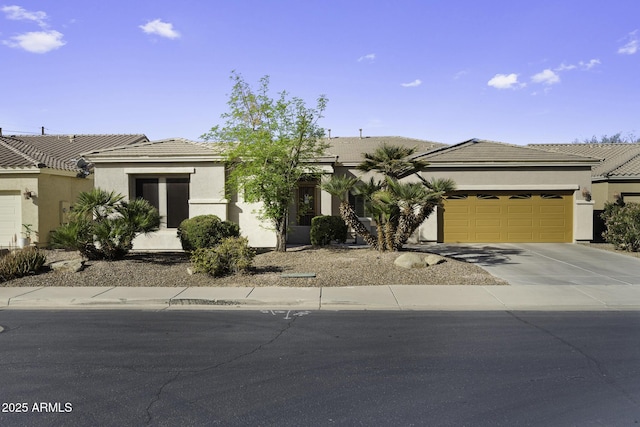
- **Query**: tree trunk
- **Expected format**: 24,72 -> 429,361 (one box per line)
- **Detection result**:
275,218 -> 287,252
338,202 -> 378,249
377,221 -> 386,252
394,203 -> 436,248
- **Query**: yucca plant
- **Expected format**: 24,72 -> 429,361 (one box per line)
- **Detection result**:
323,144 -> 456,252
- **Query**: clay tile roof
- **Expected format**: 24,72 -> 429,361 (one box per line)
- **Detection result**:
421,139 -> 599,164
529,143 -> 640,177
0,134 -> 148,171
325,136 -> 446,163
83,138 -> 218,159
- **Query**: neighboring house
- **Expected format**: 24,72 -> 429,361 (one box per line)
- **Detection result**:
529,143 -> 640,240
85,136 -> 599,250
0,134 -> 148,248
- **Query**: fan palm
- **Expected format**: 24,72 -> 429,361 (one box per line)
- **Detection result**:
357,143 -> 429,181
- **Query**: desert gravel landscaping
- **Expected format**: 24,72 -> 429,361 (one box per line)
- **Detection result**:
3,245 -> 507,287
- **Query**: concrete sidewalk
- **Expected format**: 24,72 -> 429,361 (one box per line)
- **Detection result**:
2,284 -> 640,311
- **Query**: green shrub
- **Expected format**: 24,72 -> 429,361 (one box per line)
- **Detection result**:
50,189 -> 160,260
310,215 -> 348,246
190,236 -> 255,277
601,200 -> 640,251
0,247 -> 47,283
177,215 -> 240,252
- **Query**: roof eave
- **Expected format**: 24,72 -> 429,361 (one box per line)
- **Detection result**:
87,155 -> 226,163
424,161 -> 599,168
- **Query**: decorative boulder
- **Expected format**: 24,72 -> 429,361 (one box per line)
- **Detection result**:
394,253 -> 426,269
49,259 -> 85,273
424,254 -> 446,266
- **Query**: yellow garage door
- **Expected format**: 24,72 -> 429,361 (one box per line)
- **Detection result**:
442,192 -> 573,243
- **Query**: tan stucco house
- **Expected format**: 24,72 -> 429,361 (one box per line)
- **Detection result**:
84,136 -> 598,250
529,143 -> 640,240
0,134 -> 148,248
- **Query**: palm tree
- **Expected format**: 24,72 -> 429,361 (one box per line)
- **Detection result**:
324,144 -> 456,252
357,143 -> 430,181
388,177 -> 456,249
320,175 -> 379,248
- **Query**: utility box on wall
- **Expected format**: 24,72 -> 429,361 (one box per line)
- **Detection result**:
60,201 -> 71,225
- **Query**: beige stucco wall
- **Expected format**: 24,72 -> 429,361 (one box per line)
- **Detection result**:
37,171 -> 94,246
0,170 -> 94,247
417,166 -> 592,194
93,161 -> 229,250
590,180 -> 640,210
228,192 -> 277,248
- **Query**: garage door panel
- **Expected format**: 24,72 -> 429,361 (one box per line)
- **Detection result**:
0,194 -> 21,247
446,205 -> 471,214
475,206 -> 501,214
539,205 -> 565,215
476,219 -> 501,227
443,192 -> 572,243
476,232 -> 503,241
507,205 -> 533,214
508,218 -> 532,227
508,232 -> 534,241
539,218 -> 566,227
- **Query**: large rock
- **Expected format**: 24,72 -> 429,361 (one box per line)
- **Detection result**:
424,254 -> 446,266
49,258 -> 85,273
394,253 -> 426,269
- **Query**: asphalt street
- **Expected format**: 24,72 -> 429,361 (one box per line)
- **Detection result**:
1,310 -> 639,426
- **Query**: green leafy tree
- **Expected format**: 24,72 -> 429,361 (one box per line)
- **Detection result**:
322,144 -> 455,252
50,188 -> 160,260
202,72 -> 328,252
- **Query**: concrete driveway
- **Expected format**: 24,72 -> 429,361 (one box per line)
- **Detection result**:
421,243 -> 640,286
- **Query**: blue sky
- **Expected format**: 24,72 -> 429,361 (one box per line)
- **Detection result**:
1,1 -> 638,145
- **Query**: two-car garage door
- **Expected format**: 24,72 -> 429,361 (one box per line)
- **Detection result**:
443,191 -> 573,243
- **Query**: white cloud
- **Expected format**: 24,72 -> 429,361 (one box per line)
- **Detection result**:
140,19 -> 181,39
401,79 -> 422,87
579,59 -> 601,70
487,73 -> 523,89
358,53 -> 376,62
453,70 -> 469,79
618,30 -> 638,55
1,5 -> 48,27
3,30 -> 65,53
555,63 -> 577,71
531,69 -> 560,85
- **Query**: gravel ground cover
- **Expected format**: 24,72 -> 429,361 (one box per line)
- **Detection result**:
3,245 -> 507,287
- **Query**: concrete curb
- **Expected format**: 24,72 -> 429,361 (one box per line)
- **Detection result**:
2,285 -> 640,311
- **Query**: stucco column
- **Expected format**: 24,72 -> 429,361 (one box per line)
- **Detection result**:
320,187 -> 332,216
574,199 -> 595,242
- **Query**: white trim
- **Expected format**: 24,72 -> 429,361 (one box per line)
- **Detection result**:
189,198 -> 228,204
454,184 -> 580,191
125,167 -> 195,174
